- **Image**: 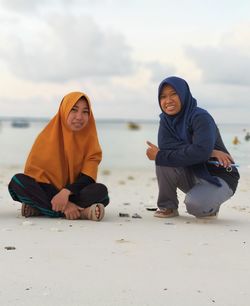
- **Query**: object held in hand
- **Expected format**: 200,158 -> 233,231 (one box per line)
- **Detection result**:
207,160 -> 239,173
207,160 -> 239,167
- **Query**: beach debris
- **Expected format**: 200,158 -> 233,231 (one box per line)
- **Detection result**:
116,238 -> 130,243
102,169 -> 111,175
25,287 -> 32,291
4,246 -> 16,250
132,213 -> 142,219
118,180 -> 126,185
119,212 -> 130,217
127,176 -> 134,180
123,202 -> 130,206
164,222 -> 175,225
146,207 -> 157,211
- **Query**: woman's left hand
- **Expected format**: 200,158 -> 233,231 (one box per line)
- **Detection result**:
51,188 -> 71,212
211,149 -> 234,168
63,202 -> 83,220
146,141 -> 159,160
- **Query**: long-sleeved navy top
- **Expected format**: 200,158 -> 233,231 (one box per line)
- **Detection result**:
156,113 -> 239,193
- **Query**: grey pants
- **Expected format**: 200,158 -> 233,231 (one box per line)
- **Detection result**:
156,166 -> 233,217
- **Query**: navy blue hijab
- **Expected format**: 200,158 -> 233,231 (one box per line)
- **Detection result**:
158,76 -> 207,142
158,76 -> 221,187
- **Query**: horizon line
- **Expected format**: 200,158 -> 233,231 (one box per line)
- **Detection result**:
0,116 -> 249,125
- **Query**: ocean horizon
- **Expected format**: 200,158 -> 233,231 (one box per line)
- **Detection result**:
0,119 -> 249,173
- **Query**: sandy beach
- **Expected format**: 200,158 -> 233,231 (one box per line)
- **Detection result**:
1,165 -> 250,306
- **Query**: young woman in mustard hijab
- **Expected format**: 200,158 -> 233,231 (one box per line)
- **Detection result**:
8,92 -> 109,221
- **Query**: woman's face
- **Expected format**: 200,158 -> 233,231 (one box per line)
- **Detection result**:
159,85 -> 182,115
66,98 -> 90,131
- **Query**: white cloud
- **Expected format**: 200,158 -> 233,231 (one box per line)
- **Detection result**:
185,24 -> 250,86
186,46 -> 250,85
0,0 -> 47,12
146,61 -> 176,83
0,13 -> 135,82
0,0 -> 124,14
0,1 -> 249,123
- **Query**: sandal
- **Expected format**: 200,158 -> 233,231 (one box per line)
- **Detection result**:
196,212 -> 218,219
80,203 -> 105,221
154,208 -> 179,218
21,204 -> 42,218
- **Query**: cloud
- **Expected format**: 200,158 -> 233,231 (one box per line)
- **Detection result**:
0,0 -> 50,12
0,0 -> 122,14
185,25 -> 250,86
0,94 -> 59,118
0,12 -> 135,82
146,61 -> 176,82
186,46 -> 250,85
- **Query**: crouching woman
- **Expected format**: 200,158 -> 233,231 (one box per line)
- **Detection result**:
146,76 -> 239,219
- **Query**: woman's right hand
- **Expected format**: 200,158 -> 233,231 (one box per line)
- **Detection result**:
146,141 -> 159,160
51,188 -> 71,212
210,149 -> 234,168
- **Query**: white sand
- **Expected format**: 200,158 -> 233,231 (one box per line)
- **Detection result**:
1,166 -> 250,306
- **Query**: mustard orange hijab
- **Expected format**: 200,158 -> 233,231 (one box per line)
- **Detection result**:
24,92 -> 102,189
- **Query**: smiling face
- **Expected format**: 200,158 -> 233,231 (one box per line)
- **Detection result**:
159,84 -> 182,115
66,98 -> 90,131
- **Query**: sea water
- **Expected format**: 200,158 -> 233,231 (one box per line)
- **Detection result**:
0,120 -> 249,172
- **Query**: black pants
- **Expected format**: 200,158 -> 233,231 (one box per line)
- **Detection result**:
8,173 -> 109,217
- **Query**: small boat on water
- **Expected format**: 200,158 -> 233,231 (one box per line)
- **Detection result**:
127,121 -> 140,130
11,119 -> 30,128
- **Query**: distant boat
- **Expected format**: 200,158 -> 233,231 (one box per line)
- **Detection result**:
11,119 -> 30,128
245,132 -> 250,141
127,121 -> 140,130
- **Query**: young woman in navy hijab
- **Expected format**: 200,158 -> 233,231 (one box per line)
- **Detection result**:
146,76 -> 239,218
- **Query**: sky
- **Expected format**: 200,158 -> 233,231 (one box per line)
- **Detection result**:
0,0 -> 250,123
